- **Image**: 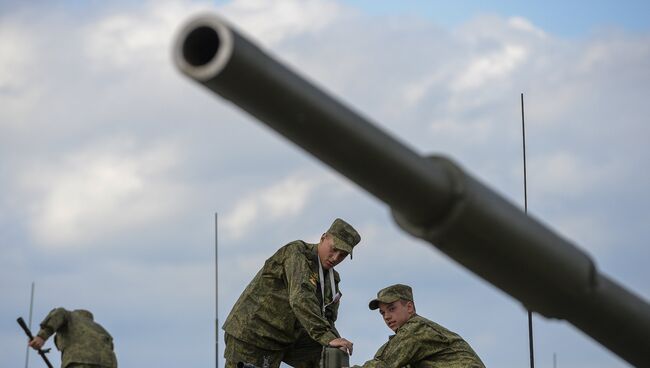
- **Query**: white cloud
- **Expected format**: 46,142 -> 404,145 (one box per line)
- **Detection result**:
452,44 -> 528,92
0,19 -> 33,92
508,16 -> 546,39
223,198 -> 259,238
401,70 -> 447,107
219,0 -> 344,44
18,138 -> 188,247
530,151 -> 586,194
428,117 -> 494,146
84,0 -> 213,69
0,16 -> 44,126
529,151 -> 612,197
223,174 -> 317,238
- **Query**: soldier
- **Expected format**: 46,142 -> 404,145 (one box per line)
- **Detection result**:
353,284 -> 485,368
28,307 -> 118,368
223,218 -> 361,368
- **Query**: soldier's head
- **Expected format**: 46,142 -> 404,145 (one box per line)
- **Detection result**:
369,284 -> 416,332
318,218 -> 360,270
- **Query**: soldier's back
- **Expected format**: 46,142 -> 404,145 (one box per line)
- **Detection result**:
404,315 -> 485,368
57,310 -> 117,368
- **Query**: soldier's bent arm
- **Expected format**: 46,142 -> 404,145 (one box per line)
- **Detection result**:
354,326 -> 439,368
285,249 -> 338,346
37,308 -> 71,341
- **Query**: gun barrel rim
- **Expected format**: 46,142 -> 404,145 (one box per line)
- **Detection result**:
174,13 -> 234,82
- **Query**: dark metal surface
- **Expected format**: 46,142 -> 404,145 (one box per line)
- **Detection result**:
173,14 -> 650,367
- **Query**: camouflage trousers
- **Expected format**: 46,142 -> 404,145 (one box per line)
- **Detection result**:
66,364 -> 114,368
224,333 -> 323,368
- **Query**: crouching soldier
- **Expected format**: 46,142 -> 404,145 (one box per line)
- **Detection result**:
352,284 -> 485,368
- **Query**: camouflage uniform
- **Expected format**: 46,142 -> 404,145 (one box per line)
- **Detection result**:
36,308 -> 117,368
354,284 -> 485,368
353,315 -> 485,368
223,219 -> 360,368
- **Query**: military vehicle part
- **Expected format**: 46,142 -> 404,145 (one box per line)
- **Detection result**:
173,14 -> 650,367
321,347 -> 350,368
237,362 -> 261,368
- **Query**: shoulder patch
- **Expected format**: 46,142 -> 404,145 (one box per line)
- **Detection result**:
309,272 -> 318,287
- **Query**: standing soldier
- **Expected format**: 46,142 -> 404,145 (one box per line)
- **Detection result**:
223,218 -> 361,368
28,307 -> 118,368
352,284 -> 485,368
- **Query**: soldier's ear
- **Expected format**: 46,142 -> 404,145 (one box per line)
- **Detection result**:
407,301 -> 415,314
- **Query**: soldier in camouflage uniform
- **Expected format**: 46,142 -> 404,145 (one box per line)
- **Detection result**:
223,218 -> 361,368
28,307 -> 118,368
352,284 -> 485,368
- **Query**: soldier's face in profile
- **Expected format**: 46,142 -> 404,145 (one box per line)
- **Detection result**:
318,234 -> 348,270
379,300 -> 414,332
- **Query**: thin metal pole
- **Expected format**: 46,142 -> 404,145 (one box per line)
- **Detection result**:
521,99 -> 528,212
215,213 -> 219,368
553,352 -> 557,368
521,93 -> 535,368
527,311 -> 534,368
24,282 -> 35,368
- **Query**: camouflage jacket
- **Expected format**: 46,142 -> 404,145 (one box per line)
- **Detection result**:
36,308 -> 117,368
353,315 -> 485,368
223,241 -> 341,350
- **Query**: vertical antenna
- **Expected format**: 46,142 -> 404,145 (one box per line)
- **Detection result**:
24,282 -> 35,368
521,93 -> 535,368
553,352 -> 557,368
215,212 -> 219,368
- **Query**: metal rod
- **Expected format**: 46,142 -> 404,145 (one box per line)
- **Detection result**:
215,212 -> 219,368
17,317 -> 53,368
527,310 -> 534,368
521,93 -> 535,368
24,282 -> 35,368
521,93 -> 528,214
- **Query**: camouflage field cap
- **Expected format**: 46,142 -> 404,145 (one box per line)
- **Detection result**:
73,309 -> 94,320
369,284 -> 414,310
326,218 -> 361,259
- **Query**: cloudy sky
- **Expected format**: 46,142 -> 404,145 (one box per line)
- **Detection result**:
1,0 -> 649,367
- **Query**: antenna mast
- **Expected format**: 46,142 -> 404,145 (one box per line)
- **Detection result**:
215,213 -> 219,368
521,93 -> 535,368
24,282 -> 35,368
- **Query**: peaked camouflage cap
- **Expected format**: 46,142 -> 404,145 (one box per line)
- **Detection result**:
369,284 -> 414,310
326,218 -> 361,259
73,309 -> 94,320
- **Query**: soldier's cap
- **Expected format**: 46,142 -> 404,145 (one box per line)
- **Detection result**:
369,284 -> 413,310
73,309 -> 94,320
326,218 -> 360,259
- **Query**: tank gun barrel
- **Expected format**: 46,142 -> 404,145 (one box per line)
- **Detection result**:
173,14 -> 650,367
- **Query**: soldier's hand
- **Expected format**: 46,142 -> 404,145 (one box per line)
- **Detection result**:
329,337 -> 353,356
28,336 -> 45,350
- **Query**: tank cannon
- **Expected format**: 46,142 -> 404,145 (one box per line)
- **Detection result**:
173,14 -> 650,367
